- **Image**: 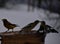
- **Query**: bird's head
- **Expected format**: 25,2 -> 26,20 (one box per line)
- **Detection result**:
34,20 -> 40,23
2,18 -> 7,21
40,21 -> 46,25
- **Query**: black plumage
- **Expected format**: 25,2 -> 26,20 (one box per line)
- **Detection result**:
37,21 -> 58,33
48,29 -> 58,33
46,25 -> 58,33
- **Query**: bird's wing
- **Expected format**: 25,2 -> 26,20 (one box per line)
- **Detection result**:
46,25 -> 58,33
50,29 -> 58,33
6,21 -> 13,25
46,25 -> 52,28
22,23 -> 33,29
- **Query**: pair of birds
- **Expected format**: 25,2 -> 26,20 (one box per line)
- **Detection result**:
2,19 -> 58,33
2,19 -> 39,32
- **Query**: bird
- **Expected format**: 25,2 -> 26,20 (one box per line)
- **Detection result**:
37,21 -> 58,33
37,21 -> 46,32
20,20 -> 40,33
2,19 -> 20,32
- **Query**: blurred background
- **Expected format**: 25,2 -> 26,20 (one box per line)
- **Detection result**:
0,0 -> 60,44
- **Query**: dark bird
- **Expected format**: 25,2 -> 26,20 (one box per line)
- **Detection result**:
2,19 -> 19,32
37,21 -> 58,33
20,20 -> 40,33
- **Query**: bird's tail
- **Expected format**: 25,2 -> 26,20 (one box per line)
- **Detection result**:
50,29 -> 58,33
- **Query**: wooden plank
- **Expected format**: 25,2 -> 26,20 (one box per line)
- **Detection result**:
0,31 -> 45,44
